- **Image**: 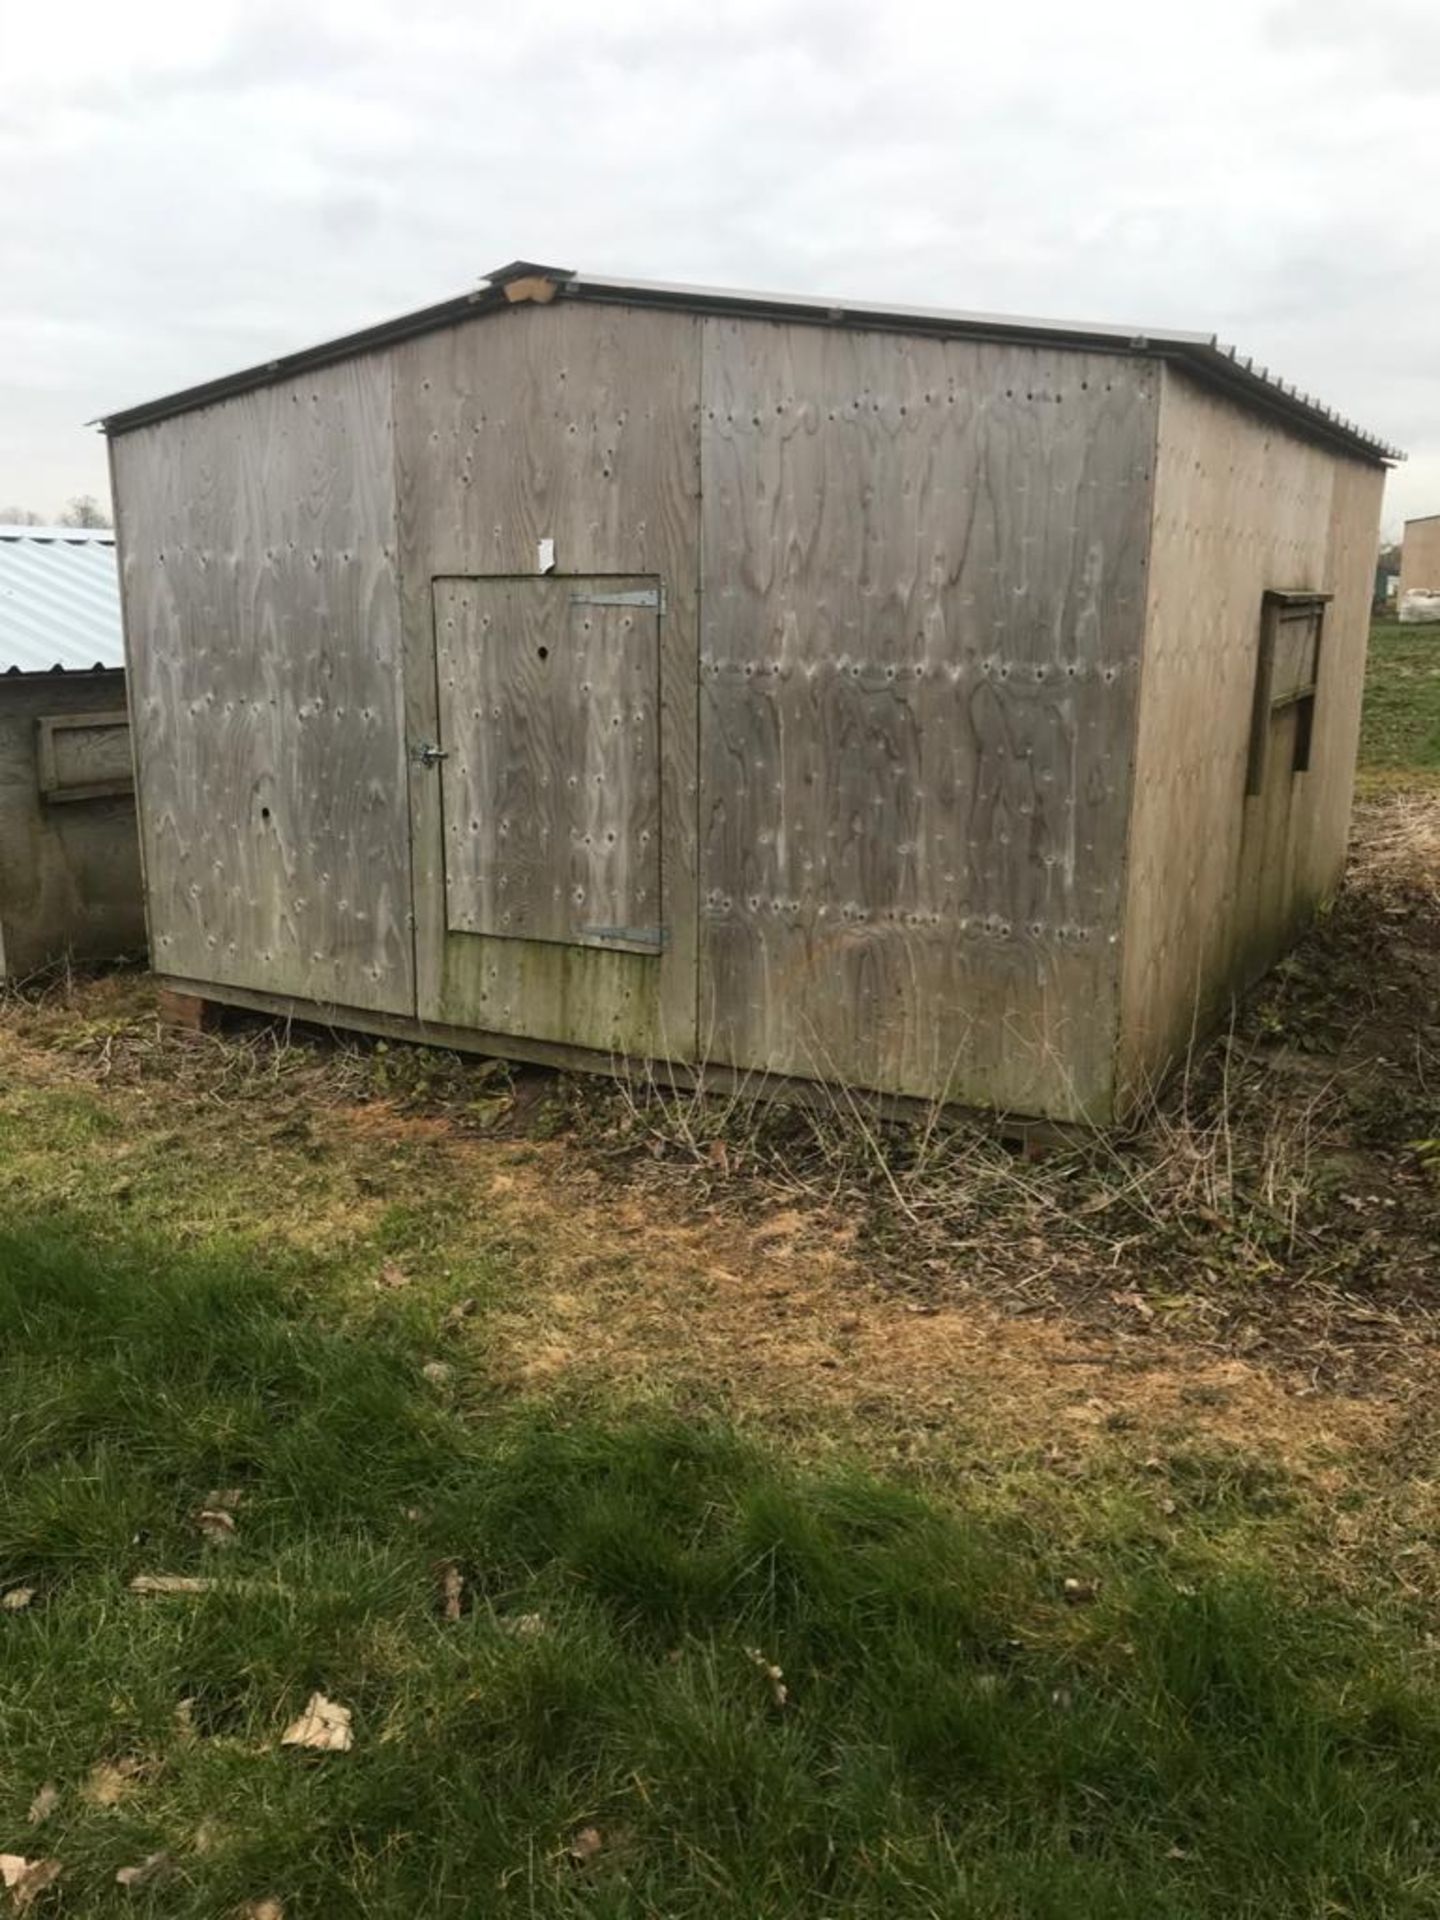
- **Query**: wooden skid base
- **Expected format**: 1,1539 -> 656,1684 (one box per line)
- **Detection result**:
152,975 -> 1089,1149
156,987 -> 220,1033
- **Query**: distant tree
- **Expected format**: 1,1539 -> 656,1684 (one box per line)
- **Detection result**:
1378,541 -> 1402,574
59,494 -> 112,529
0,506 -> 45,525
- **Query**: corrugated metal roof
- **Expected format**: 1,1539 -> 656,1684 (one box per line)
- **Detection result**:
100,258 -> 1403,465
0,527 -> 125,676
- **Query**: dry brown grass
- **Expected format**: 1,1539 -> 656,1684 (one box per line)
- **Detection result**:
1350,790 -> 1440,895
541,795 -> 1440,1393
0,798 -> 1436,1476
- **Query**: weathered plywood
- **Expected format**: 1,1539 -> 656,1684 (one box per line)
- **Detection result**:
698,319 -> 1157,1119
434,575 -> 661,951
109,356 -> 413,1014
1116,366 -> 1385,1105
394,301 -> 700,1056
0,671 -> 144,980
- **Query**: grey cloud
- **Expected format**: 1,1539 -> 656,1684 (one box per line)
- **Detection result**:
82,8 -> 365,108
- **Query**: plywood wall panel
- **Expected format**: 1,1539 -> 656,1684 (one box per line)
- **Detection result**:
393,302 -> 700,1057
699,319 -> 1157,1118
1117,367 -> 1385,1104
110,356 -> 413,1014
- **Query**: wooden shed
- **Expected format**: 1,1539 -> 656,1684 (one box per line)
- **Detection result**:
103,262 -> 1396,1122
0,526 -> 144,982
1399,514 -> 1440,601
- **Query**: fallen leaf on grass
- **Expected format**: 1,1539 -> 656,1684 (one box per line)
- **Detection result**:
115,1852 -> 173,1889
174,1697 -> 197,1742
195,1507 -> 239,1548
421,1360 -> 454,1386
744,1645 -> 790,1709
440,1297 -> 479,1333
205,1487 -> 246,1513
376,1259 -> 410,1290
25,1785 -> 58,1827
0,1855 -> 62,1908
84,1756 -> 146,1808
1,1587 -> 35,1613
499,1612 -> 547,1639
568,1827 -> 604,1866
435,1559 -> 464,1623
280,1692 -> 353,1753
243,1902 -> 285,1920
129,1575 -> 215,1596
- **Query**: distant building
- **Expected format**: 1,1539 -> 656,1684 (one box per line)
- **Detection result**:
1400,515 -> 1440,602
0,527 -> 144,979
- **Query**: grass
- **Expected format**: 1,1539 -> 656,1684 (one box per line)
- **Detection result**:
1358,619 -> 1440,789
5,1215 -> 1440,1917
0,626 -> 1435,1913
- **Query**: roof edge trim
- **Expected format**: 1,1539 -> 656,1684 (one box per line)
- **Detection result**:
98,265 -> 1402,464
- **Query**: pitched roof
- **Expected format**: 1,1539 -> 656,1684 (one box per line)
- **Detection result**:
99,258 -> 1402,466
0,527 -> 124,675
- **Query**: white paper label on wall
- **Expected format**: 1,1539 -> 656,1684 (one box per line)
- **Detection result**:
537,538 -> 556,574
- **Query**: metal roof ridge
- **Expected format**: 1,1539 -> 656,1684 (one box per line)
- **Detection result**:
562,268 -> 1220,351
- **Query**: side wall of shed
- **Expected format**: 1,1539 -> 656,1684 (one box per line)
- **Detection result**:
1399,517 -> 1440,598
0,671 -> 145,980
1117,366 -> 1386,1106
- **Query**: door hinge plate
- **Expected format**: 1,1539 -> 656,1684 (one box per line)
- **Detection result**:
577,923 -> 669,949
569,587 -> 664,612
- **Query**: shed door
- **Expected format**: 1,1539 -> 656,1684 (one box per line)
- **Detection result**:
415,576 -> 679,1054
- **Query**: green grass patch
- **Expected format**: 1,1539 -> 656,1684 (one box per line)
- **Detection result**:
3,1219 -> 1440,1915
1359,620 -> 1440,786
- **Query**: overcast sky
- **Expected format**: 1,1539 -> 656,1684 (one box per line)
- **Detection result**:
2,0 -> 1433,533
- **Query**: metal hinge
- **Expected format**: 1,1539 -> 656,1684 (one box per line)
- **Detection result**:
569,587 -> 664,612
579,924 -> 669,949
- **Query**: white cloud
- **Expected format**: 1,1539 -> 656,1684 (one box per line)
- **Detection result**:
1,0 -> 1434,528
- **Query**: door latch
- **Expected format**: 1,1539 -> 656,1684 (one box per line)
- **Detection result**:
411,742 -> 449,768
